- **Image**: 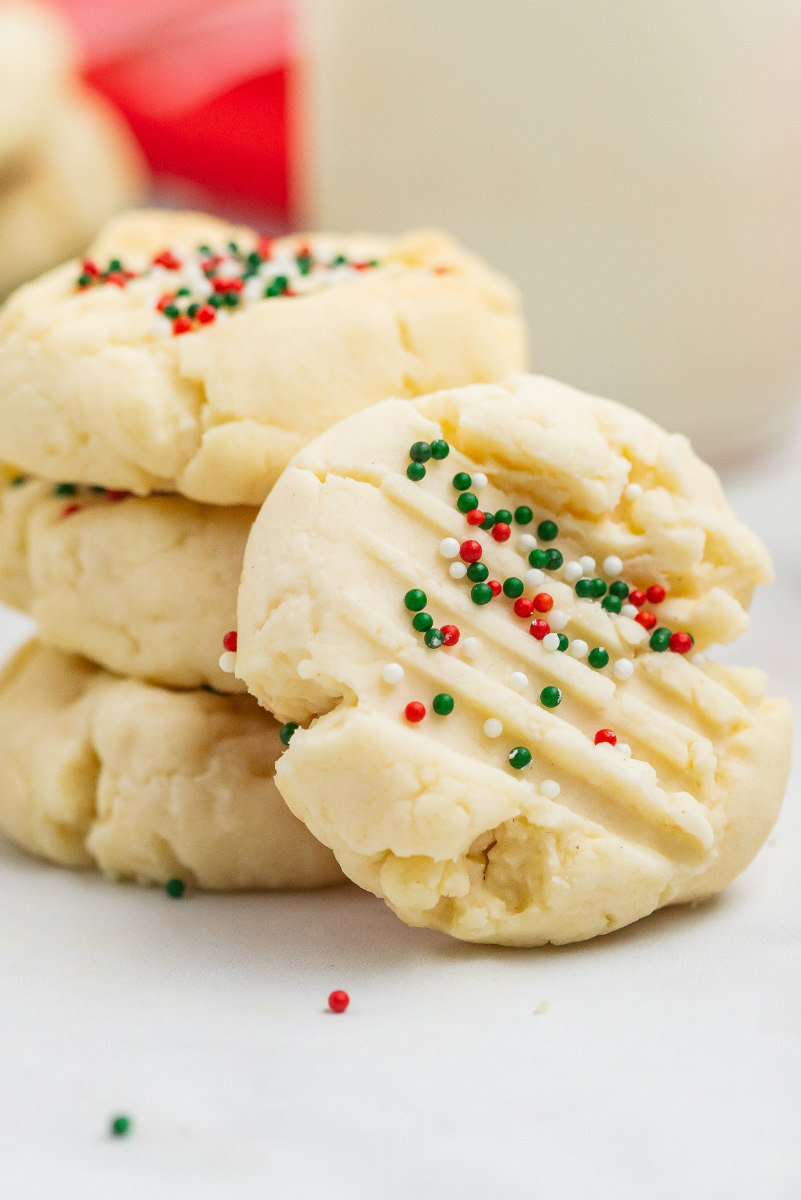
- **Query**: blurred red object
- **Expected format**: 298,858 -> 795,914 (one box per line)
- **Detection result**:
51,0 -> 293,217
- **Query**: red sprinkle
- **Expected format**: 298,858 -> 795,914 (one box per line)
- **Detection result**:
61,504 -> 80,518
594,728 -> 617,746
328,990 -> 350,1013
441,624 -> 460,646
81,260 -> 99,276
459,540 -> 483,563
213,277 -> 243,293
488,580 -> 502,597
529,619 -> 550,640
669,631 -> 693,654
628,589 -> 646,607
532,593 -> 554,613
465,509 -> 485,526
222,630 -> 238,652
646,584 -> 666,604
432,265 -> 453,275
106,490 -> 128,502
257,236 -> 274,259
104,272 -> 127,288
491,522 -> 511,543
635,611 -> 658,631
514,597 -> 535,619
172,316 -> 193,335
196,305 -> 217,325
352,261 -> 372,271
405,701 -> 426,723
153,250 -> 181,270
156,294 -> 174,313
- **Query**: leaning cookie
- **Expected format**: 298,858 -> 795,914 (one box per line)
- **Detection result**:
236,375 -> 791,945
0,1 -> 74,166
0,209 -> 526,505
0,85 -> 145,298
0,471 -> 251,692
0,642 -> 343,890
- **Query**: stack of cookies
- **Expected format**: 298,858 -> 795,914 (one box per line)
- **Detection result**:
0,1 -> 144,299
0,208 -> 526,893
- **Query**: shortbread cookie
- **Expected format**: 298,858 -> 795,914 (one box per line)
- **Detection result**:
0,1 -> 73,166
236,375 -> 791,945
0,642 -> 343,890
0,86 -> 145,298
0,210 -> 526,505
0,471 -> 250,691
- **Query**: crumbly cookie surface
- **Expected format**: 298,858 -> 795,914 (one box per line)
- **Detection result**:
0,641 -> 343,890
0,471 -> 251,691
236,376 -> 791,945
0,210 -> 526,505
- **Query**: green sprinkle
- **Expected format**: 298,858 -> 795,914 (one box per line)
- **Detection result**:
76,273 -> 93,288
432,692 -> 454,715
198,244 -> 212,255
452,472 -> 472,491
412,612 -> 433,632
165,878 -> 185,898
404,589 -> 427,612
557,633 -> 569,651
110,1115 -> 132,1137
332,253 -> 347,266
227,241 -> 240,254
53,482 -> 77,497
456,492 -> 479,513
209,293 -> 225,307
224,291 -> 240,307
601,595 -> 622,614
246,251 -> 262,267
575,578 -> 594,598
540,686 -> 562,708
10,475 -> 28,487
409,441 -> 431,463
544,549 -> 563,570
107,258 -> 123,272
514,505 -> 533,525
591,578 -> 607,598
494,509 -> 513,525
528,549 -> 549,569
296,254 -> 313,275
176,286 -> 191,297
466,562 -> 489,583
163,303 -> 180,319
588,647 -> 609,669
424,628 -> 444,648
537,520 -> 558,541
280,722 -> 299,745
264,275 -> 288,297
508,746 -> 532,770
503,576 -> 524,598
479,511 -> 495,530
649,627 -> 672,652
471,582 -> 494,605
186,303 -> 200,318
407,462 -> 426,481
430,439 -> 450,460
609,580 -> 629,599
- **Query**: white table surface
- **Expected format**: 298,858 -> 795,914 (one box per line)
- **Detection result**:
1,420 -> 799,1200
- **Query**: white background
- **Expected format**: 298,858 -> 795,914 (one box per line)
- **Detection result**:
0,423 -> 798,1200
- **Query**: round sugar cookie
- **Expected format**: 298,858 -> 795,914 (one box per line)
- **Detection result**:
0,1 -> 74,166
0,470 -> 251,692
0,209 -> 525,505
0,641 -> 343,890
236,375 -> 792,946
0,85 -> 146,298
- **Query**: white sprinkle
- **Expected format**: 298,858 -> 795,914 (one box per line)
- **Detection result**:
612,658 -> 634,680
525,568 -> 544,588
518,533 -> 537,553
382,662 -> 404,684
509,671 -> 528,690
621,604 -> 638,619
603,555 -> 623,577
462,637 -> 479,658
244,277 -> 264,304
617,743 -> 632,758
483,718 -> 503,738
569,639 -> 589,659
548,608 -> 568,631
580,555 -> 596,574
218,651 -> 236,673
692,652 -> 707,666
439,537 -> 460,558
562,560 -> 583,583
150,317 -> 172,339
543,632 -> 561,651
472,473 -> 488,490
449,561 -> 468,579
625,483 -> 643,500
540,779 -> 561,799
